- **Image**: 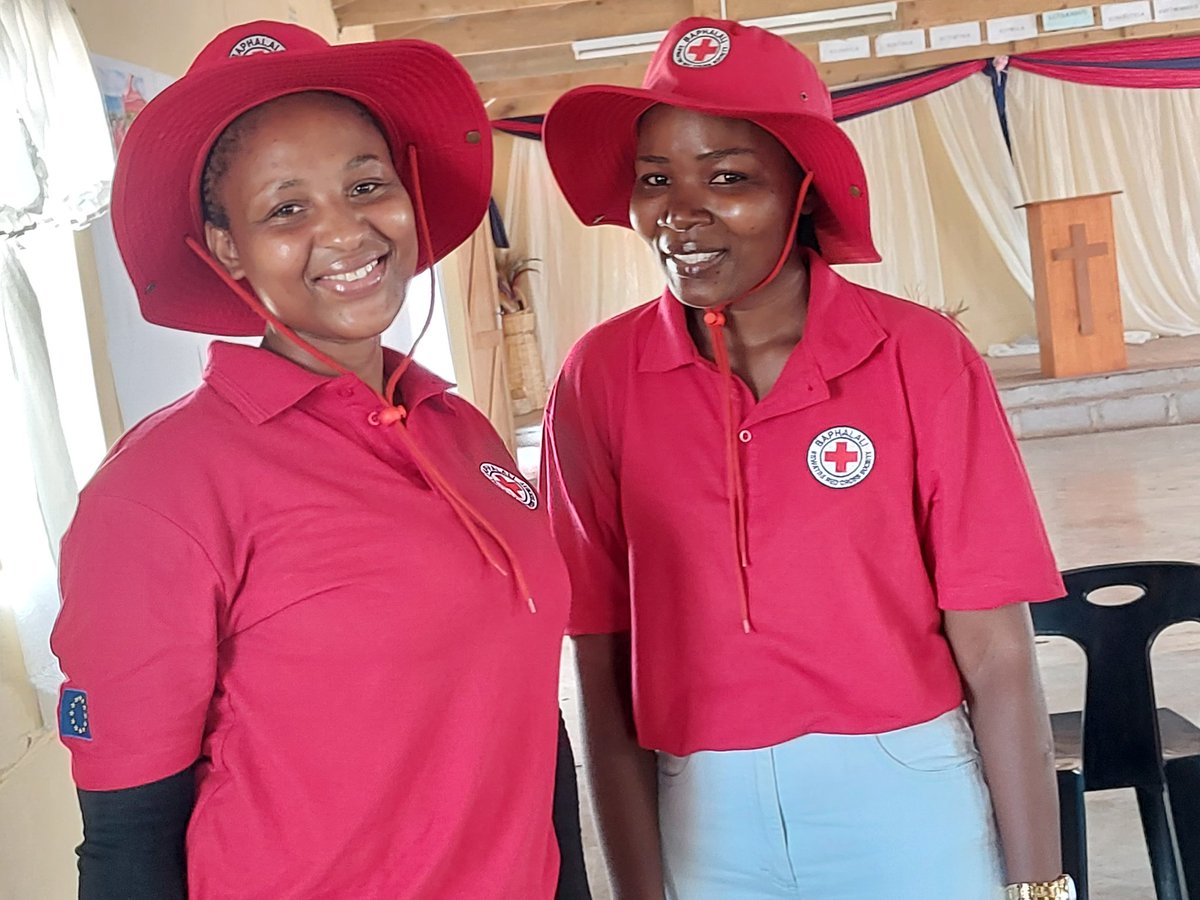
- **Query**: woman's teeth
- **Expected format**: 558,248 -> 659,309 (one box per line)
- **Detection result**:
325,259 -> 379,282
671,251 -> 722,265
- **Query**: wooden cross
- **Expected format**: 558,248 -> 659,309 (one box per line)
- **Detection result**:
1051,223 -> 1109,337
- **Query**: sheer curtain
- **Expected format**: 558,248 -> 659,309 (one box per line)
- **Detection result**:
836,102 -> 946,307
1,0 -> 113,720
924,75 -> 1034,301
505,78 -> 1041,374
1,0 -> 113,235
503,68 -> 1200,377
503,138 -> 664,378
1007,71 -> 1200,335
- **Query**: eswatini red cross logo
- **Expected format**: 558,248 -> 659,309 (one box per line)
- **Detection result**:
823,441 -> 860,474
807,427 -> 875,489
673,28 -> 730,68
687,38 -> 720,62
480,462 -> 538,510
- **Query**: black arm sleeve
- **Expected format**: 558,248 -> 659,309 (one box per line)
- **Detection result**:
553,711 -> 593,900
76,763 -> 195,900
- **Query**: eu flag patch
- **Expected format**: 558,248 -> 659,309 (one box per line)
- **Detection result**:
59,689 -> 92,741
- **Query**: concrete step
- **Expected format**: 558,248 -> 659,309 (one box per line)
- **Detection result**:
999,367 -> 1200,439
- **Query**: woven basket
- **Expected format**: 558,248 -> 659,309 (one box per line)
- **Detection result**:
502,309 -> 548,416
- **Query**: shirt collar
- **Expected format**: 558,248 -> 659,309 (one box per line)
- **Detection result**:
636,250 -> 886,382
204,342 -> 454,425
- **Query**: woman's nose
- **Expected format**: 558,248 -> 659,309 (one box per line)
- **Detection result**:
316,202 -> 371,247
657,188 -> 710,232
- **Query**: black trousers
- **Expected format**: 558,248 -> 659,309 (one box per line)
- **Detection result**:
554,711 -> 593,900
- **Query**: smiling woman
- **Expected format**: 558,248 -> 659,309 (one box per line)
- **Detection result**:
201,93 -> 419,383
540,15 -> 1073,900
49,20 -> 587,900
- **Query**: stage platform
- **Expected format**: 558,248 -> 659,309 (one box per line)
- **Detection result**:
990,334 -> 1200,440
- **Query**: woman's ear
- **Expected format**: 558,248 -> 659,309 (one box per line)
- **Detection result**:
800,187 -> 819,216
204,222 -> 245,280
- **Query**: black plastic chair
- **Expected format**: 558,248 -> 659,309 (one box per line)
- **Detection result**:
1031,562 -> 1200,900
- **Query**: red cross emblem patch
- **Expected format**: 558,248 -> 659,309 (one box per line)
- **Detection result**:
480,462 -> 538,510
229,34 -> 287,57
672,27 -> 731,69
807,427 -> 875,489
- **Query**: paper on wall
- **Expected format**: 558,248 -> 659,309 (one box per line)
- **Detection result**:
929,22 -> 983,50
875,29 -> 927,57
986,14 -> 1040,44
1100,1 -> 1154,28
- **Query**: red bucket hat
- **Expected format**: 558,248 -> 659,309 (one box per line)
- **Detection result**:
543,17 -> 880,265
112,21 -> 493,336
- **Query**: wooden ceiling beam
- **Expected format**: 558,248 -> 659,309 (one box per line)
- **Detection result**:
483,17 -> 1200,117
336,0 -> 579,28
460,42 -> 653,81
477,62 -> 645,100
489,92 -> 573,118
374,0 -> 692,54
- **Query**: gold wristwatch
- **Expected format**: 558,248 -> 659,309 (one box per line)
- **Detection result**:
1004,875 -> 1077,900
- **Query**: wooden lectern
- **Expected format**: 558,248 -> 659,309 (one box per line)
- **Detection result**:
1020,191 -> 1127,379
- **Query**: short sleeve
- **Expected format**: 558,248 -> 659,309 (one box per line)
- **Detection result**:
917,357 -> 1065,611
540,354 -> 631,635
51,493 -> 222,790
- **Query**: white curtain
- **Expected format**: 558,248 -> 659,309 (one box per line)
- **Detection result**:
503,138 -> 664,378
507,70 -> 1200,379
924,75 -> 1034,301
0,0 -> 113,235
1,0 -> 113,718
1007,71 -> 1200,335
836,102 -> 947,308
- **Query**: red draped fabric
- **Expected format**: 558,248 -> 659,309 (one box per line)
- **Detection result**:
831,60 -> 986,119
1011,35 -> 1200,89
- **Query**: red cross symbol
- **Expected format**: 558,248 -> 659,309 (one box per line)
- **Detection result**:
824,441 -> 860,474
686,37 -> 720,62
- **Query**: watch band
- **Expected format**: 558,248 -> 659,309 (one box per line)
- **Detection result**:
1004,874 -> 1076,900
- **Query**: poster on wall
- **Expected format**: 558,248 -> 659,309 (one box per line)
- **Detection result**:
87,54 -> 235,427
90,54 -> 173,153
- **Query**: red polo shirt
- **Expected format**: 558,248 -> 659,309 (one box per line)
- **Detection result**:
542,252 -> 1064,756
53,343 -> 569,899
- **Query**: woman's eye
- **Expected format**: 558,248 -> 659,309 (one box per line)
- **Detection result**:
640,173 -> 669,187
712,172 -> 747,185
269,203 -> 303,219
351,181 -> 383,196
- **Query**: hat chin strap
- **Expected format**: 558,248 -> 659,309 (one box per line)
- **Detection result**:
184,143 -> 538,617
700,170 -> 814,634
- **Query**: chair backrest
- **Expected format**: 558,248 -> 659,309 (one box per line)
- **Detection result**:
1031,561 -> 1200,791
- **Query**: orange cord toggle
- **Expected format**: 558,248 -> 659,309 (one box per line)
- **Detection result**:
378,405 -> 407,426
703,310 -> 726,327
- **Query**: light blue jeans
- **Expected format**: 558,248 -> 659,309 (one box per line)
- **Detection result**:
657,708 -> 1005,900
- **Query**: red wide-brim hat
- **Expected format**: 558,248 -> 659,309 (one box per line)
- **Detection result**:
113,21 -> 493,336
543,17 -> 880,266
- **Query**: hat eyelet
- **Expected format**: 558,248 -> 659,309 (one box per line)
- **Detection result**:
145,282 -> 157,294
800,91 -> 809,101
465,130 -> 482,144
849,185 -> 863,198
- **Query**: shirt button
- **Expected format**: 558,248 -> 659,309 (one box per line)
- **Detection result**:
367,410 -> 381,426
738,429 -> 752,444
338,385 -> 354,398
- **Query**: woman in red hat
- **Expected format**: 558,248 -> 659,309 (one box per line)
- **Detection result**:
542,17 -> 1074,900
51,20 -> 589,900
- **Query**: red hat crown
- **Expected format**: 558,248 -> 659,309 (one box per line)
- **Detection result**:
643,19 -> 834,119
187,22 -> 331,74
